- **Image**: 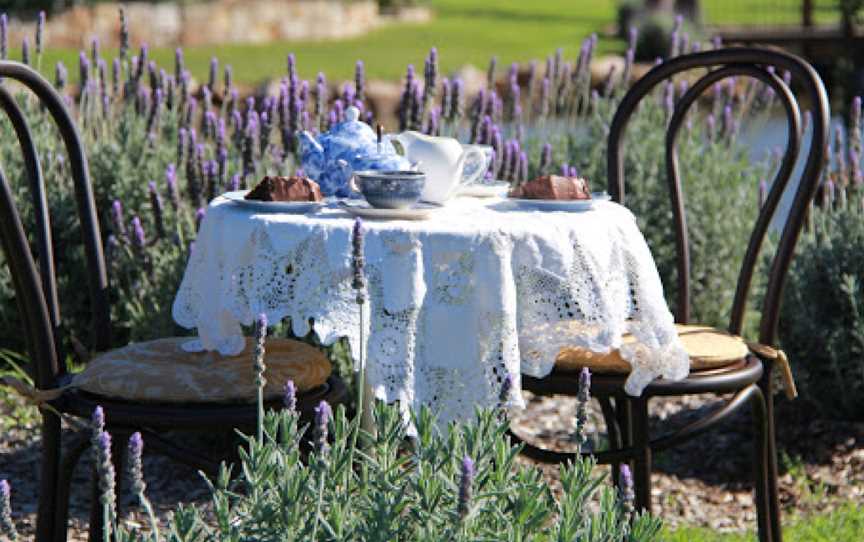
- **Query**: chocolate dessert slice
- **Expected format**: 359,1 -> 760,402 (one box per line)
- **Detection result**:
245,175 -> 323,202
509,175 -> 591,200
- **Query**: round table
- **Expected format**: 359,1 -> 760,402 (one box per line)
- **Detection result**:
172,195 -> 689,426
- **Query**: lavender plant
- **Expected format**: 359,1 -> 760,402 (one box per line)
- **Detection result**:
778,106 -> 864,420
99,401 -> 658,541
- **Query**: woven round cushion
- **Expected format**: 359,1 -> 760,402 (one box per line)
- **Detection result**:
72,337 -> 331,403
555,323 -> 749,374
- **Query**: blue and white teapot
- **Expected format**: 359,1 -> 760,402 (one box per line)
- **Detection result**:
298,106 -> 412,197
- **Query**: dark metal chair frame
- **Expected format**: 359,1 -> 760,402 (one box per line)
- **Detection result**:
0,61 -> 347,542
511,47 -> 829,542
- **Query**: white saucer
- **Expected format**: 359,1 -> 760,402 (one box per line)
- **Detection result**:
339,200 -> 442,220
500,192 -> 611,212
456,181 -> 510,199
224,190 -> 325,213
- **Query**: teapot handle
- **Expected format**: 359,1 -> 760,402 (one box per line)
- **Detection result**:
456,146 -> 489,187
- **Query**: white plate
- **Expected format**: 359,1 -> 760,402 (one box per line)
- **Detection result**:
500,192 -> 611,212
456,181 -> 510,198
339,200 -> 442,220
224,190 -> 325,213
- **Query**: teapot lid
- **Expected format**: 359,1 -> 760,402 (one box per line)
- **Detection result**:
331,106 -> 376,142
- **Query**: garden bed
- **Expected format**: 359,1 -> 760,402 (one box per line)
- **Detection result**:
1,390 -> 861,539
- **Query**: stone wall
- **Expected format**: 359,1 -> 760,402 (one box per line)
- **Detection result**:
5,0 -> 429,50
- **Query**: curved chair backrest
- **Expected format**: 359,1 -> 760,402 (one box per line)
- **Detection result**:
607,47 -> 829,346
0,61 -> 110,389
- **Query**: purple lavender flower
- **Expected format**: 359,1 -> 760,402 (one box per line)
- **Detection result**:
574,367 -> 591,451
723,104 -> 735,138
111,57 -> 120,96
251,311 -> 268,419
851,96 -> 862,155
229,173 -> 241,191
315,71 -> 327,120
172,47 -> 184,83
287,52 -> 297,81
313,400 -> 332,455
706,113 -> 716,143
111,200 -> 126,237
0,479 -> 17,540
352,217 -> 366,303
299,80 -> 309,104
283,380 -> 297,412
35,11 -> 45,55
0,14 -> 7,60
131,216 -> 146,249
758,179 -> 768,209
486,56 -> 498,90
620,464 -> 635,519
628,26 -> 638,51
517,151 -> 528,183
21,38 -> 29,66
539,143 -> 552,176
147,182 -> 165,239
195,207 -> 206,232
355,59 -> 366,103
119,8 -> 129,61
457,455 -> 475,520
451,78 -> 464,121
91,405 -> 105,433
54,61 -> 67,90
127,432 -> 146,497
95,431 -> 117,524
90,36 -> 99,65
162,164 -> 180,213
539,77 -> 551,119
207,56 -> 218,92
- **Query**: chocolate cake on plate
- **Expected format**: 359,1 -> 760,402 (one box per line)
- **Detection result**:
509,175 -> 591,200
245,175 -> 323,202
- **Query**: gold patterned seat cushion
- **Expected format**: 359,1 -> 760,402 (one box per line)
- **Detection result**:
71,337 -> 331,403
555,323 -> 750,374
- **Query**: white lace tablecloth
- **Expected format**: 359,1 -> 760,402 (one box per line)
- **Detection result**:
172,196 -> 689,424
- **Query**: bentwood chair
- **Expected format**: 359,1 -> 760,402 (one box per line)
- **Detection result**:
0,61 -> 348,541
510,48 -> 828,542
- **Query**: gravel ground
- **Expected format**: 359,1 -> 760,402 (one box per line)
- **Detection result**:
1,391 -> 862,540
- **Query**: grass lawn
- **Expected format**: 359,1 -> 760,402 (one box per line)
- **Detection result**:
662,503 -> 864,542
28,0 -> 620,86
17,0 -> 848,85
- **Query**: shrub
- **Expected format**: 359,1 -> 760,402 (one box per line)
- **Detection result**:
48,402 -> 661,541
779,117 -> 864,420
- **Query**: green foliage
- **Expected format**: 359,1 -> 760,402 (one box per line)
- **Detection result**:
779,199 -> 864,420
114,403 -> 661,541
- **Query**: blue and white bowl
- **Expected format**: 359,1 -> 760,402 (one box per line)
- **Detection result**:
353,170 -> 426,209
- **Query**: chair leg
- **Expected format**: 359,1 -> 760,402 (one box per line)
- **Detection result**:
631,397 -> 652,513
598,396 -> 623,486
53,435 -> 90,542
759,362 -> 783,541
750,384 -> 773,542
36,412 -> 62,542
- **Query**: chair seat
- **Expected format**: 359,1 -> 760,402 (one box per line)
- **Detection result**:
70,337 -> 332,403
555,323 -> 750,374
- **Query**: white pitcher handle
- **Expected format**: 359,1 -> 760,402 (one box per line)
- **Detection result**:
457,146 -> 488,187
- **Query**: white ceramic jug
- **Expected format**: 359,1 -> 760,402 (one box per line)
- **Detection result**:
392,131 -> 486,204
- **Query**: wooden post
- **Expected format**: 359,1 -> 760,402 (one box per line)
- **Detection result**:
802,0 -> 814,28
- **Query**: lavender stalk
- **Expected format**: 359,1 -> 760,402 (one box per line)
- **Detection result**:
127,433 -> 160,538
0,479 -> 17,541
